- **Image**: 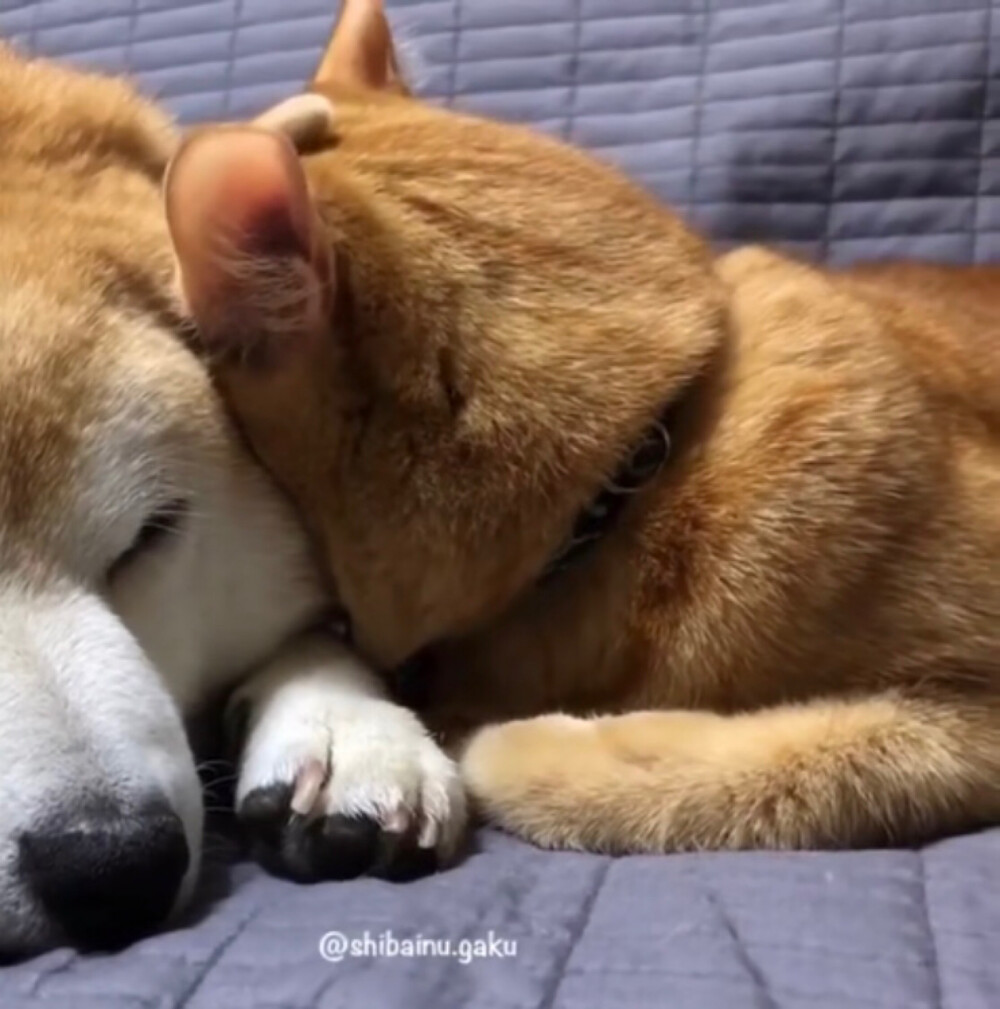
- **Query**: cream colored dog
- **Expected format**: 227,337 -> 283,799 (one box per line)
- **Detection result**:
0,45 -> 463,958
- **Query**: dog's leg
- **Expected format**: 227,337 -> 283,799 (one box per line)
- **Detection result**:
460,693 -> 1000,852
230,632 -> 466,880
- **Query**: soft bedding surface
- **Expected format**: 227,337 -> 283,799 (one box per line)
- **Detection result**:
1,1 -> 1000,1007
2,831 -> 1000,1009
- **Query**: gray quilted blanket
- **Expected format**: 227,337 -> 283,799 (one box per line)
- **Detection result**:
2,1 -> 1000,1007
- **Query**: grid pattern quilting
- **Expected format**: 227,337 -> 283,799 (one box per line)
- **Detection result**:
0,832 -> 999,1009
1,2 -> 1000,1007
3,0 -> 1000,263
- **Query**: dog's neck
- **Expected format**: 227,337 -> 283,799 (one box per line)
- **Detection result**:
537,408 -> 674,584
536,344 -> 720,587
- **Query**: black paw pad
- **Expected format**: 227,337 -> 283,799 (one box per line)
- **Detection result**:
238,786 -> 443,884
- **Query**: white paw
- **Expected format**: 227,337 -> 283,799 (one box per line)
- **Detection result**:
231,636 -> 466,881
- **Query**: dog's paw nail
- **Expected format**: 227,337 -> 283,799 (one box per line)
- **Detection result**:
290,758 -> 327,815
382,808 -> 411,834
418,817 -> 439,849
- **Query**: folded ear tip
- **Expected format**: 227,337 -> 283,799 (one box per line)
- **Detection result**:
254,93 -> 336,150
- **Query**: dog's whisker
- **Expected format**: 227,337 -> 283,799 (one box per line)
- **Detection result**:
200,773 -> 238,787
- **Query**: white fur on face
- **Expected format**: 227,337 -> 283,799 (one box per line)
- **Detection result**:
0,315 -> 326,953
0,304 -> 464,953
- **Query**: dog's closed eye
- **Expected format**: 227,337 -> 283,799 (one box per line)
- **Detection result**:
108,499 -> 189,579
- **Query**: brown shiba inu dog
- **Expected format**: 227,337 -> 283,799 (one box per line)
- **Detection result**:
166,0 -> 1000,855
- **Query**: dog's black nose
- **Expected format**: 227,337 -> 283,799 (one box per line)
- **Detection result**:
18,797 -> 189,950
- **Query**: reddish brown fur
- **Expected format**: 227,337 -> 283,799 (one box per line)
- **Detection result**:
167,0 -> 1000,853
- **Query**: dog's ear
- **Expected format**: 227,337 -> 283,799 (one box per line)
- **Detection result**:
314,0 -> 407,95
163,127 -> 331,367
253,92 -> 337,152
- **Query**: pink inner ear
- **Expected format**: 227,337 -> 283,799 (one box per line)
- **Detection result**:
166,127 -> 314,274
165,127 -> 328,356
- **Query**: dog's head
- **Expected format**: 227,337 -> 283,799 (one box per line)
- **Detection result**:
165,0 -> 727,669
0,47 -> 323,954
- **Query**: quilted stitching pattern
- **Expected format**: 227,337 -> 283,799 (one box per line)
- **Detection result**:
4,0 -> 1000,262
2,1 -> 1000,1006
2,832 -> 1000,1009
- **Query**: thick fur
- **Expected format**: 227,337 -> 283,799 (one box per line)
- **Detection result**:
0,42 -> 463,956
169,1 -> 1000,856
